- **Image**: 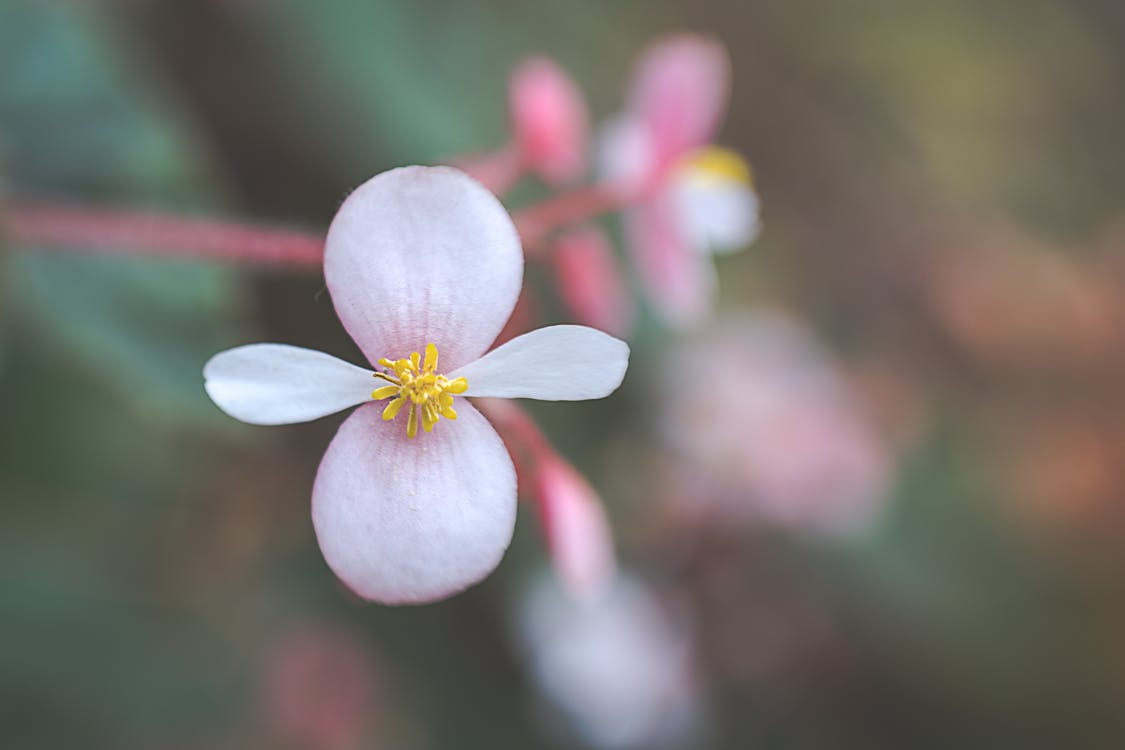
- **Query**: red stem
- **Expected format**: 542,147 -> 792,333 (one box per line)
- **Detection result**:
1,181 -> 634,266
476,398 -> 553,459
451,143 -> 527,197
2,200 -> 325,266
513,184 -> 629,254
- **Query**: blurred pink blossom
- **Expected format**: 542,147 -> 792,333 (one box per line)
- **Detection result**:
509,56 -> 589,186
600,35 -> 760,327
551,225 -> 634,337
516,572 -> 702,749
660,311 -> 891,535
262,623 -> 379,750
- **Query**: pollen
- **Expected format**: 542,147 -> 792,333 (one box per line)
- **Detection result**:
679,146 -> 753,187
371,343 -> 467,439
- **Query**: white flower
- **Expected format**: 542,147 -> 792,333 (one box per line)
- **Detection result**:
203,166 -> 629,604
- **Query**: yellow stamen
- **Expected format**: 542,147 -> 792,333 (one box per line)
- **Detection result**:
679,146 -> 753,186
371,385 -> 400,400
407,404 -> 418,439
382,396 -> 407,421
369,343 -> 467,438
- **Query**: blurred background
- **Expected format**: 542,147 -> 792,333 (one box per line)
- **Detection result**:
4,0 -> 1125,748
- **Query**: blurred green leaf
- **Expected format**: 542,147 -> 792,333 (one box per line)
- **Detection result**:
0,0 -> 240,416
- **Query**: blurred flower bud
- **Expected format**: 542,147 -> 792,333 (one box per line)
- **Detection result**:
515,571 -> 702,749
534,455 -> 617,602
551,226 -> 634,337
262,623 -> 380,750
661,311 -> 892,535
510,57 -> 589,185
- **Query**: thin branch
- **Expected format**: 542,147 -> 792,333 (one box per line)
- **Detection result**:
1,180 -> 636,266
513,184 -> 631,253
2,201 -> 324,267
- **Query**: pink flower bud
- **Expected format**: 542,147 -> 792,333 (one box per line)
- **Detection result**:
551,226 -> 635,337
510,57 -> 589,185
534,456 -> 618,601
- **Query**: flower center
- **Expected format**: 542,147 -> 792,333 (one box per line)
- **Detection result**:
371,343 -> 467,439
678,146 -> 753,187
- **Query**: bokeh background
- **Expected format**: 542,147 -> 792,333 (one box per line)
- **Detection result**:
4,1 -> 1125,748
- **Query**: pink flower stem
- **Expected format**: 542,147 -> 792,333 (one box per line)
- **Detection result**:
2,200 -> 325,267
450,143 -> 527,197
476,398 -> 555,500
1,181 -> 634,266
513,184 -> 632,255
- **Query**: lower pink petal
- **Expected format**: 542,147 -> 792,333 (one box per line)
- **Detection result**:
311,401 -> 517,604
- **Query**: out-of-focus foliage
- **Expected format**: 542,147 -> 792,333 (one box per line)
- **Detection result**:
0,2 -> 245,746
4,0 -> 1125,748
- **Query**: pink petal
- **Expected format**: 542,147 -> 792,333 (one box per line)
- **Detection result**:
627,35 -> 730,173
535,457 -> 617,602
311,401 -> 517,604
551,226 -> 635,337
625,197 -> 716,328
509,57 -> 589,185
324,166 -> 523,370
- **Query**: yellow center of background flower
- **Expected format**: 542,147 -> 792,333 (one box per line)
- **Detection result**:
372,343 -> 467,438
679,146 -> 753,187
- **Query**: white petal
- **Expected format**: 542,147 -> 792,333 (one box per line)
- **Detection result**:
324,166 -> 524,370
671,175 -> 760,255
312,401 -> 517,604
204,343 -> 375,425
452,325 -> 629,401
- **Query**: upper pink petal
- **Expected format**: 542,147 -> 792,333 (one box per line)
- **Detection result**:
311,401 -> 517,604
627,35 -> 730,173
510,57 -> 589,185
625,197 -> 716,328
324,166 -> 524,370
